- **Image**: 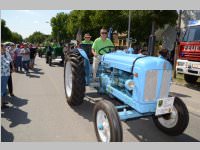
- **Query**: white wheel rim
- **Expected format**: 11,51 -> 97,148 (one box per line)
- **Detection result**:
65,61 -> 72,97
158,106 -> 179,128
96,110 -> 111,142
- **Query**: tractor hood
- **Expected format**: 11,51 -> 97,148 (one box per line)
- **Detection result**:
101,50 -> 172,73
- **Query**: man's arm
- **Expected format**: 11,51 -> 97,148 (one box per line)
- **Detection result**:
92,48 -> 97,57
92,39 -> 97,57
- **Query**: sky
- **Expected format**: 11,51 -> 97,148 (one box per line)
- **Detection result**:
1,10 -> 71,38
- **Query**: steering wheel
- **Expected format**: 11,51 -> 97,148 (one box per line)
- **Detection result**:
97,46 -> 115,55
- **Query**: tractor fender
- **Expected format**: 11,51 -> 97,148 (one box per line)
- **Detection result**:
77,48 -> 91,85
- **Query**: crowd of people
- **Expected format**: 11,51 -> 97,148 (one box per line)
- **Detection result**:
1,43 -> 37,109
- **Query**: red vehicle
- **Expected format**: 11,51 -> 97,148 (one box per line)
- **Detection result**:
176,20 -> 200,83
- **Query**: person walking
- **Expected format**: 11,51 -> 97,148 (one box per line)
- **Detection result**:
1,44 -> 13,108
92,28 -> 114,81
21,43 -> 30,75
29,44 -> 37,69
7,44 -> 16,97
15,44 -> 23,72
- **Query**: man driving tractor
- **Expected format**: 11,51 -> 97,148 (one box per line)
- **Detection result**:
92,28 -> 114,81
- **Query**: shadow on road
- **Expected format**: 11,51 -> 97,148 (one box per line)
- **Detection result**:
15,71 -> 25,74
25,67 -> 45,78
73,91 -> 122,122
169,92 -> 191,98
72,92 -> 199,142
48,62 -> 64,67
7,96 -> 28,107
73,99 -> 95,122
2,107 -> 31,128
1,126 -> 14,142
185,83 -> 200,91
27,74 -> 40,78
1,97 -> 31,128
126,117 -> 199,142
31,67 -> 45,75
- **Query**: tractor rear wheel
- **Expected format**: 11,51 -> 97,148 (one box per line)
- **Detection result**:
64,49 -> 85,106
93,100 -> 123,142
152,97 -> 189,136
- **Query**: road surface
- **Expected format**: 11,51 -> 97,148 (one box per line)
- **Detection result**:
1,56 -> 200,142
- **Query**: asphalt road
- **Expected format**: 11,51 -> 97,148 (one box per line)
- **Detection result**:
1,56 -> 200,142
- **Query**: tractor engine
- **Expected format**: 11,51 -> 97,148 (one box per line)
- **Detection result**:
99,50 -> 172,113
100,68 -> 133,97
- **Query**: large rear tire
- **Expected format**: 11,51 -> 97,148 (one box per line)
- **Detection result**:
152,97 -> 189,136
64,49 -> 85,106
184,74 -> 198,84
93,100 -> 123,142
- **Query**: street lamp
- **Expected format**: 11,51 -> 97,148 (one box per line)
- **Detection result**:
148,21 -> 156,56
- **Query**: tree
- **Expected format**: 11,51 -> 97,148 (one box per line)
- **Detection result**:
1,19 -> 12,42
11,32 -> 23,43
128,10 -> 178,45
89,10 -> 128,39
1,19 -> 23,43
49,10 -> 178,44
65,10 -> 128,40
50,12 -> 68,43
26,31 -> 47,44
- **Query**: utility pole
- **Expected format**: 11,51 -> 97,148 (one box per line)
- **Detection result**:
173,10 -> 182,78
148,20 -> 156,56
127,10 -> 132,48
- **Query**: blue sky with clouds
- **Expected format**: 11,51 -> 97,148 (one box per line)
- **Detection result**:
1,10 -> 71,38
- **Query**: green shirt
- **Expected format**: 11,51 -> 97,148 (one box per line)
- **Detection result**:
82,40 -> 93,45
92,37 -> 114,55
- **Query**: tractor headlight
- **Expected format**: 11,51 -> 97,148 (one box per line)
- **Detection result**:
125,80 -> 135,91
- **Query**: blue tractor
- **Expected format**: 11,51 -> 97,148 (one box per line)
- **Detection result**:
64,44 -> 189,142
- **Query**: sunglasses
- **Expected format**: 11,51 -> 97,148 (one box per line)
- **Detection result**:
101,32 -> 107,35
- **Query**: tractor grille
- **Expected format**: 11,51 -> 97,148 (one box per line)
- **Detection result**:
159,70 -> 171,98
144,70 -> 158,102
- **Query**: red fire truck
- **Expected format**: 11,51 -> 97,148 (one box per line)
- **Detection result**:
176,20 -> 200,83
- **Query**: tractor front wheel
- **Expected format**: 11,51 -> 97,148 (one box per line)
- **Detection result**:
152,97 -> 189,136
64,49 -> 85,106
93,100 -> 123,142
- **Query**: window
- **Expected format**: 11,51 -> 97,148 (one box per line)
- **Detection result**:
183,25 -> 200,42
